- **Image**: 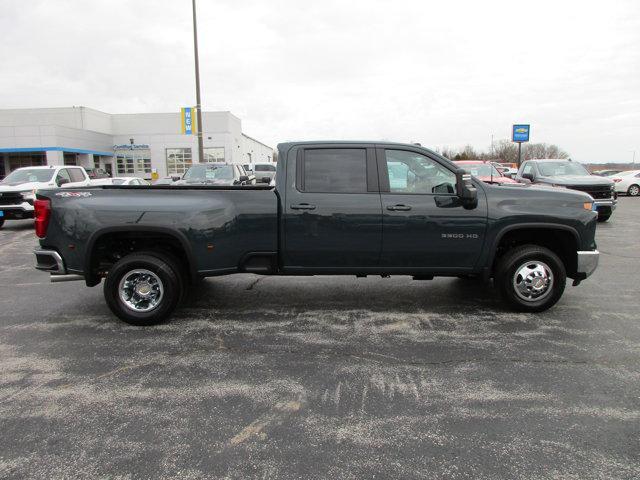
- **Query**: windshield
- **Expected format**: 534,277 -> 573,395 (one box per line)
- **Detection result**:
459,163 -> 501,177
537,161 -> 589,176
1,168 -> 55,184
183,164 -> 234,182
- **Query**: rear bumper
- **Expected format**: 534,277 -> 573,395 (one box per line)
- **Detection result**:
34,249 -> 66,274
576,250 -> 599,279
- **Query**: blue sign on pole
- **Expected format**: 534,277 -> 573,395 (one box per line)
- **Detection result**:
512,124 -> 530,142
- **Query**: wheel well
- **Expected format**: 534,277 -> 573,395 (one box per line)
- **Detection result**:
87,232 -> 193,285
493,228 -> 578,277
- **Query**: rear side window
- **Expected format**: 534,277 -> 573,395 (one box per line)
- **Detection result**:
302,149 -> 367,193
68,168 -> 86,182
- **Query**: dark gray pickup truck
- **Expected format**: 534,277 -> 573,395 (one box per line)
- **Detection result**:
515,159 -> 617,222
33,141 -> 600,325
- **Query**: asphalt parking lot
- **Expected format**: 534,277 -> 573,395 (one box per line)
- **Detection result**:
1,199 -> 639,479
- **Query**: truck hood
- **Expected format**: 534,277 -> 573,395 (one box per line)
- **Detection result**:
0,181 -> 56,191
537,175 -> 614,186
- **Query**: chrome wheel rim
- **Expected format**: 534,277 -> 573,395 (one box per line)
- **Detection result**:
629,185 -> 639,196
512,261 -> 554,302
118,269 -> 164,312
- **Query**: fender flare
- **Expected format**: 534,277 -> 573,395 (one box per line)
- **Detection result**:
484,222 -> 580,274
83,225 -> 197,286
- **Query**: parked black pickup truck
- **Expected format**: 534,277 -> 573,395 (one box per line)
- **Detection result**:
34,142 -> 600,325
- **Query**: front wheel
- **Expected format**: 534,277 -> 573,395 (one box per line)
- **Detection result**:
627,184 -> 639,197
597,212 -> 611,222
104,253 -> 182,326
495,245 -> 566,312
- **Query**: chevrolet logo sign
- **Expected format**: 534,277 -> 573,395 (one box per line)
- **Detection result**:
515,128 -> 528,133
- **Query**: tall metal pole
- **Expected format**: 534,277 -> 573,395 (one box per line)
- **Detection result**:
192,0 -> 204,163
517,142 -> 522,167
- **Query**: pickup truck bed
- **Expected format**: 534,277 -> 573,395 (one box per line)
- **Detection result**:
34,141 -> 600,325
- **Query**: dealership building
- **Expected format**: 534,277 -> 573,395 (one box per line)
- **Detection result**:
0,107 -> 273,179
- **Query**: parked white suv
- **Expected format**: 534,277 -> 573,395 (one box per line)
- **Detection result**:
0,166 -> 90,228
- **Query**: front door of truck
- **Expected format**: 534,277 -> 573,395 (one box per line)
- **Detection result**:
377,147 -> 487,269
283,145 -> 382,269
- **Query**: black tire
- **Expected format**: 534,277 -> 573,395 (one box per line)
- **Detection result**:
627,184 -> 640,197
104,253 -> 182,326
495,244 -> 566,312
597,212 -> 611,222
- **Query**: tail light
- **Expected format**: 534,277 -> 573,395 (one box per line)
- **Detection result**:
34,198 -> 51,238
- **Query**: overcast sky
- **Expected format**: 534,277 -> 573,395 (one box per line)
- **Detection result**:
1,0 -> 638,163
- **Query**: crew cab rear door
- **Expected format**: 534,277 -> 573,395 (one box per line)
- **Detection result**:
283,144 -> 382,269
377,146 -> 488,269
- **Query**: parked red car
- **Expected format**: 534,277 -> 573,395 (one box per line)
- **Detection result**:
455,160 -> 520,185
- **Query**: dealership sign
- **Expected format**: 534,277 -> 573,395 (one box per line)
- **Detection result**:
113,144 -> 150,150
512,124 -> 530,143
181,107 -> 197,135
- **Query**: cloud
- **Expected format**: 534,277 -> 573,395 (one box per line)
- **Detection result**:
0,0 -> 638,162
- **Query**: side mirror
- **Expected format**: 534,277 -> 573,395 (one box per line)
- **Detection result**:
238,175 -> 249,183
260,176 -> 272,184
522,172 -> 534,182
171,175 -> 181,181
455,169 -> 477,210
57,177 -> 69,187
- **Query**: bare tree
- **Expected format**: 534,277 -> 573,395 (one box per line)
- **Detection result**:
438,140 -> 570,163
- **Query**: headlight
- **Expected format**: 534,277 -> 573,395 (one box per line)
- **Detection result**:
20,189 -> 36,201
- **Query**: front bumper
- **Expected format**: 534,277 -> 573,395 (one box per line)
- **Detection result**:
593,198 -> 617,211
576,250 -> 599,279
0,202 -> 35,220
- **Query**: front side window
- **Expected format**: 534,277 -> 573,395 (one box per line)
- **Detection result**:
166,148 -> 193,175
302,148 -> 367,193
203,147 -> 225,163
522,163 -> 534,176
385,150 -> 456,194
56,169 -> 71,185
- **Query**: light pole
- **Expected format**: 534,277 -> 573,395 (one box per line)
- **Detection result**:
191,0 -> 204,163
631,150 -> 636,164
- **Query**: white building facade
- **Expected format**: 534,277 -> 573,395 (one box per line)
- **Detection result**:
0,107 -> 273,179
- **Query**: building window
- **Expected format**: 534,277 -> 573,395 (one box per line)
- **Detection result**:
64,153 -> 77,165
203,147 -> 225,163
116,150 -> 151,176
166,148 -> 192,175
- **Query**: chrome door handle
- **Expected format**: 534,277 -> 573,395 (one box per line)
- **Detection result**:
387,204 -> 412,211
290,203 -> 316,210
